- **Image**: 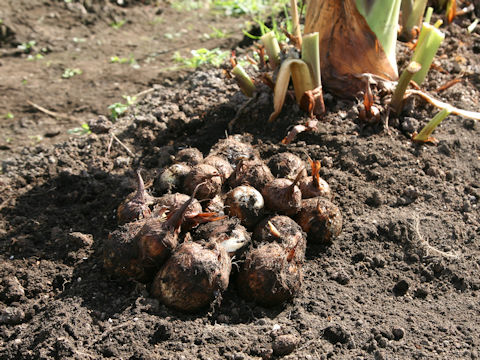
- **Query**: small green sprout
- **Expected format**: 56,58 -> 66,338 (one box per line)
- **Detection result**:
27,53 -> 44,61
391,61 -> 422,113
110,20 -> 126,29
110,55 -> 140,68
67,123 -> 92,135
72,37 -> 86,43
108,95 -> 137,121
62,68 -> 83,79
18,40 -> 36,53
413,106 -> 452,143
173,48 -> 230,68
400,0 -> 428,41
5,112 -> 14,119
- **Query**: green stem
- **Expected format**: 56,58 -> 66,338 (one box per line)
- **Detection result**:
411,22 -> 445,85
356,0 -> 402,70
413,106 -> 452,142
390,61 -> 421,113
290,0 -> 302,47
424,6 -> 433,24
231,65 -> 256,97
261,31 -> 281,69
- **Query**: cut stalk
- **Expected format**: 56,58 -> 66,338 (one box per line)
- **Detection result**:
390,61 -> 421,113
301,32 -> 325,116
261,32 -> 281,69
411,22 -> 445,85
468,18 -> 479,33
413,106 -> 452,142
355,0 -> 402,70
401,0 -> 428,41
301,32 -> 321,88
231,65 -> 256,97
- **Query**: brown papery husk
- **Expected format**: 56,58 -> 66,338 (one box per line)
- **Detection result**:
267,152 -> 307,181
174,147 -> 203,165
237,242 -> 302,307
183,164 -> 222,200
224,185 -> 265,229
253,215 -> 306,262
262,178 -> 302,216
154,193 -> 202,220
304,0 -> 397,98
229,159 -> 274,191
203,155 -> 234,184
103,220 -> 150,282
117,171 -> 153,225
193,217 -> 251,258
209,136 -> 260,169
299,160 -> 332,200
152,241 -> 231,312
295,197 -> 343,243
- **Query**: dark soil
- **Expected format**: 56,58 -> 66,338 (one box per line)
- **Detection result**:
1,2 -> 480,360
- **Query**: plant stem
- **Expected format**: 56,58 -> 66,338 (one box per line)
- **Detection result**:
231,65 -> 256,97
424,6 -> 433,24
401,0 -> 428,41
390,61 -> 421,113
411,22 -> 445,85
355,0 -> 402,70
290,0 -> 302,47
413,106 -> 452,142
468,18 -> 479,33
261,31 -> 281,69
301,32 -> 321,88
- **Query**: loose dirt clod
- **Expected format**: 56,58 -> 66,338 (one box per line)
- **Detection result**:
174,148 -> 204,165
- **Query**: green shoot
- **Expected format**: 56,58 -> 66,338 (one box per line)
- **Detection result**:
110,20 -> 126,29
411,22 -> 445,85
390,61 -> 421,113
413,106 -> 452,143
424,6 -> 433,24
108,95 -> 137,121
173,48 -> 230,68
261,31 -> 281,68
67,123 -> 92,136
468,19 -> 479,33
62,68 -> 83,79
5,112 -> 14,119
355,0 -> 402,73
17,40 -> 36,53
231,65 -> 256,97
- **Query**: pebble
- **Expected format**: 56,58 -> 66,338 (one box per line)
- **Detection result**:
1,276 -> 25,303
393,279 -> 409,296
0,307 -> 25,325
323,324 -> 350,344
392,327 -> 405,340
272,334 -> 299,356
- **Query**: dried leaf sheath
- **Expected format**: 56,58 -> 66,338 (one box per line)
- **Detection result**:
304,0 -> 398,97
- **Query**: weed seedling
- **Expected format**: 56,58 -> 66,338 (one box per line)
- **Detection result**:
62,68 -> 83,79
110,20 -> 126,29
108,95 -> 137,121
67,123 -> 92,136
173,48 -> 230,68
5,112 -> 14,119
18,41 -> 36,53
